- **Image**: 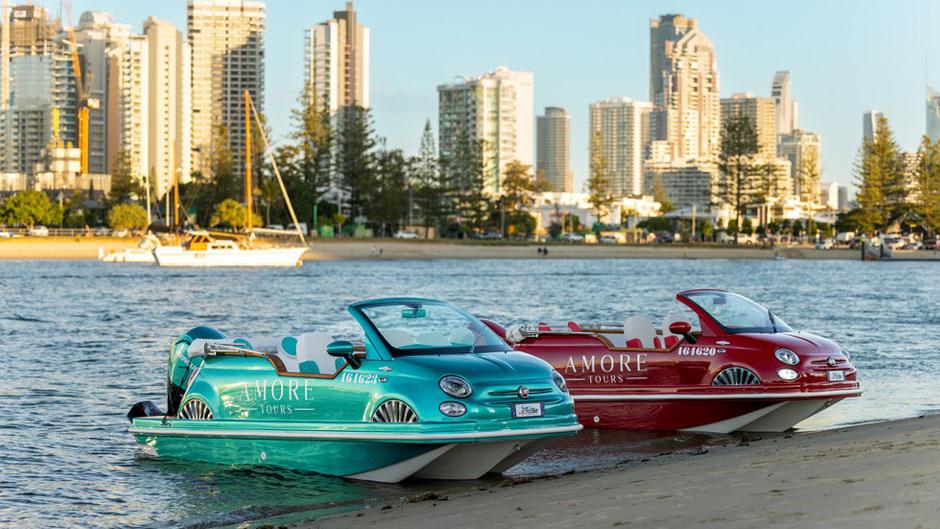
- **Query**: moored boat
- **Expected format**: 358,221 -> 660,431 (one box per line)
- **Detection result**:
127,298 -> 581,482
489,289 -> 861,434
99,233 -> 159,263
152,231 -> 306,267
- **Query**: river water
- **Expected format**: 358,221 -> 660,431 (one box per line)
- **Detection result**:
1,258 -> 937,528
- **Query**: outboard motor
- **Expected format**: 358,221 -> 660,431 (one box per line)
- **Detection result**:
126,400 -> 163,423
166,326 -> 226,417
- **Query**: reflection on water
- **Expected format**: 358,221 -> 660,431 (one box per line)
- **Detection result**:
1,258 -> 938,528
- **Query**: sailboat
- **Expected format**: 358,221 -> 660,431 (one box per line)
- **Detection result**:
153,91 -> 308,268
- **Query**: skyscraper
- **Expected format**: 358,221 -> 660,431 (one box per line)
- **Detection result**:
437,66 -> 534,193
927,87 -> 940,142
720,93 -> 777,159
778,129 -> 821,203
305,2 -> 369,113
649,14 -> 719,162
144,17 -> 191,198
187,0 -> 265,177
536,106 -> 571,193
863,110 -> 882,141
588,97 -> 651,197
770,71 -> 797,136
74,11 -> 123,175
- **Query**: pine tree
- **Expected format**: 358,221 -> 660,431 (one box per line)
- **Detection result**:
287,89 -> 333,221
448,130 -> 489,233
413,120 -> 444,237
914,135 -> 940,235
109,150 -> 140,203
854,115 -> 904,233
717,115 -> 760,242
336,105 -> 376,222
587,131 -> 613,223
369,148 -> 411,235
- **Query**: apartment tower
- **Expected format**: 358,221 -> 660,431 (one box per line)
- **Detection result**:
589,97 -> 652,197
771,71 -> 798,136
536,106 -> 572,192
187,0 -> 265,176
305,1 -> 369,113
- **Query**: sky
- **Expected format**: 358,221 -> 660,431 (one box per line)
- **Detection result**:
66,0 -> 940,192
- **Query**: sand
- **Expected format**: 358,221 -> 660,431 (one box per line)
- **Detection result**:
5,236 -> 935,261
307,415 -> 940,529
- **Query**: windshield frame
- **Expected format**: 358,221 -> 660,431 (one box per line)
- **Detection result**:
680,290 -> 792,335
350,299 -> 510,357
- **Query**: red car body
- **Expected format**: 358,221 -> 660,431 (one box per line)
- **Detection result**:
483,289 -> 861,433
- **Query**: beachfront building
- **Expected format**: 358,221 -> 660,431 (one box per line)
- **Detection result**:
144,17 -> 191,199
771,71 -> 797,136
819,181 -> 839,211
536,106 -> 572,192
187,0 -> 266,177
588,97 -> 651,197
863,110 -> 881,141
305,1 -> 369,114
720,93 -> 777,159
928,86 -> 940,142
643,159 -> 717,213
777,129 -> 821,203
530,191 -> 661,233
437,66 -> 534,194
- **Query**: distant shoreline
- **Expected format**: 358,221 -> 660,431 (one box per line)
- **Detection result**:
1,236 -> 938,261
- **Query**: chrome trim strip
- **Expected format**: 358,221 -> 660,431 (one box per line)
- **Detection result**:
128,424 -> 583,440
573,388 -> 862,401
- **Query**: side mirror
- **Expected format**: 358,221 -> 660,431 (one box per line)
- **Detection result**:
327,340 -> 361,369
669,321 -> 697,344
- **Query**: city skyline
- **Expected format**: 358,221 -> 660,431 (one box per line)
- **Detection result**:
65,0 -> 940,192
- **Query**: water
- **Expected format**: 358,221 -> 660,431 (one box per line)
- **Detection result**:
1,258 -> 938,528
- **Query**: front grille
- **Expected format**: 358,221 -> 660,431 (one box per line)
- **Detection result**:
489,387 -> 553,397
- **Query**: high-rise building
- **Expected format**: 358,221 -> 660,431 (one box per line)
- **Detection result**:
649,14 -> 719,162
588,97 -> 651,196
818,181 -> 839,210
837,185 -> 849,212
188,0 -> 265,177
863,110 -> 882,141
770,71 -> 797,136
106,33 -> 149,182
642,160 -> 716,212
927,87 -> 940,142
6,55 -> 53,174
437,66 -> 534,193
720,93 -> 776,159
145,17 -> 191,198
305,2 -> 369,113
9,4 -> 58,56
536,106 -> 572,192
778,129 -> 821,203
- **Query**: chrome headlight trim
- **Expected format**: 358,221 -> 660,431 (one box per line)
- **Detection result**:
439,375 -> 472,398
774,348 -> 800,366
551,370 -> 568,393
438,401 -> 467,417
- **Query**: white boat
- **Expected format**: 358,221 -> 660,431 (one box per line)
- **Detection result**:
153,232 -> 306,268
99,234 -> 159,263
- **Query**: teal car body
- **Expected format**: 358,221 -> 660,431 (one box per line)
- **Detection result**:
128,298 -> 581,482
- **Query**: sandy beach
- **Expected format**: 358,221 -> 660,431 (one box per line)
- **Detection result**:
3,236 -> 938,261
307,415 -> 940,529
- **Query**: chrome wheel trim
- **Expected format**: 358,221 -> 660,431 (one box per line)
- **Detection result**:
372,399 -> 418,423
713,367 -> 761,386
179,399 -> 214,420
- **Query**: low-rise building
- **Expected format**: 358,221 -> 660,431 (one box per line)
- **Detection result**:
529,191 -> 661,234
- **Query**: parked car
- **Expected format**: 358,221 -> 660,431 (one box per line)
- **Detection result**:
287,223 -> 309,235
94,227 -> 111,237
925,238 -> 939,250
266,224 -> 285,231
393,230 -> 419,239
0,230 -> 14,238
902,241 -> 923,250
27,226 -> 49,237
559,232 -> 584,243
815,239 -> 834,250
656,233 -> 675,244
598,235 -> 619,244
473,231 -> 501,240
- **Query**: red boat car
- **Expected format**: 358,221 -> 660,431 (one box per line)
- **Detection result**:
483,289 -> 862,433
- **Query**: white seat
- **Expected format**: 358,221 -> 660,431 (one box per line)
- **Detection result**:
624,315 -> 657,349
277,332 -> 337,375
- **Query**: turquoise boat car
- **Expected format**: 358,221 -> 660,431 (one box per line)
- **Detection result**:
127,298 -> 581,483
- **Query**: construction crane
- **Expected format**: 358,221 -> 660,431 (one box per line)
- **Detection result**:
61,0 -> 98,174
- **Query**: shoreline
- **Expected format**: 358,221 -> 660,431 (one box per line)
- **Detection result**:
2,236 -> 939,261
300,414 -> 940,529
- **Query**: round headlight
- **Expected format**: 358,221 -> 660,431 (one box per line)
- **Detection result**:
439,375 -> 472,398
774,348 -> 800,366
439,401 -> 467,417
777,368 -> 799,381
551,371 -> 568,393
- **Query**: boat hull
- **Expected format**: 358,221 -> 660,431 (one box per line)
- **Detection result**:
129,418 -> 581,483
101,248 -> 156,263
572,389 -> 860,434
153,246 -> 306,267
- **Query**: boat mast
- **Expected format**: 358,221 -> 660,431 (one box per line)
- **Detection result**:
247,93 -> 306,244
172,139 -> 179,230
244,90 -> 253,235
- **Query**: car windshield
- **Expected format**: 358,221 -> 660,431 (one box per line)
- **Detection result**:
357,301 -> 508,356
683,291 -> 792,334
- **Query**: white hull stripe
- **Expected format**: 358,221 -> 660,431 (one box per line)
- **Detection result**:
128,424 -> 583,441
573,389 -> 862,401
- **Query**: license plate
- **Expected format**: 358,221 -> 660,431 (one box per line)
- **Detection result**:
511,402 -> 544,418
827,370 -> 845,382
